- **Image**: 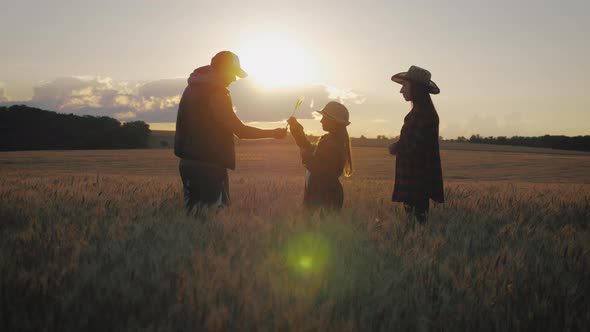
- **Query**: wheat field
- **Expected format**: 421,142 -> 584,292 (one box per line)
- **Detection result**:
1,142 -> 589,331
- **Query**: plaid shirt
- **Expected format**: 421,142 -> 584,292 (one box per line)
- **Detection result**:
390,108 -> 444,203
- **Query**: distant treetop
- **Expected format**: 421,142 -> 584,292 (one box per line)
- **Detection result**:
0,104 -> 151,151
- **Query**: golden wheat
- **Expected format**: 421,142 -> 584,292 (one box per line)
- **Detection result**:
0,175 -> 588,331
0,146 -> 589,331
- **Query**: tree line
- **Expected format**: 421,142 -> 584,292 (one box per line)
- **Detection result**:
449,134 -> 590,152
0,105 -> 151,151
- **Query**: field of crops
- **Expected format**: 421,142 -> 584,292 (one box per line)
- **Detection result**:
1,142 -> 589,331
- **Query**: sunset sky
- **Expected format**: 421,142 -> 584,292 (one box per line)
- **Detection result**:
1,0 -> 588,138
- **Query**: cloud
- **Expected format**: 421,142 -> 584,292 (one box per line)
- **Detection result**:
138,79 -> 186,98
229,79 -> 366,122
27,76 -> 182,121
325,85 -> 367,105
14,76 -> 365,124
0,88 -> 7,102
31,77 -> 101,111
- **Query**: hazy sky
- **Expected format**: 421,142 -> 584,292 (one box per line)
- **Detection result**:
1,0 -> 589,138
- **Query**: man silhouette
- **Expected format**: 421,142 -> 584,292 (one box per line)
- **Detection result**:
174,51 -> 286,213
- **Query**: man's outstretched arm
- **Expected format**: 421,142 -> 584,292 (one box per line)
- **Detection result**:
210,92 -> 286,139
230,119 -> 286,139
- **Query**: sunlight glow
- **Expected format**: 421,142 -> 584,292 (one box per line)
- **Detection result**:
237,37 -> 318,89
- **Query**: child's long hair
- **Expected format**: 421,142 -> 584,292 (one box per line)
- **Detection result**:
343,127 -> 353,177
334,125 -> 353,177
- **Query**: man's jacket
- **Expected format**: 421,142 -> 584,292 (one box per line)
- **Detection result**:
174,66 -> 236,169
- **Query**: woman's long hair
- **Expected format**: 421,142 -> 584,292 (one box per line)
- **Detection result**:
410,82 -> 440,147
411,83 -> 437,113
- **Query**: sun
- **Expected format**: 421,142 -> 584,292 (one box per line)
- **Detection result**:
236,38 -> 317,89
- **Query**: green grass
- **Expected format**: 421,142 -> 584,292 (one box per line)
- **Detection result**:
1,173 -> 588,331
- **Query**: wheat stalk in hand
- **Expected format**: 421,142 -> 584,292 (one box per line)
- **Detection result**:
286,98 -> 304,129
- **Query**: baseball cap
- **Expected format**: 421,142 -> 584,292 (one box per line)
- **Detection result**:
211,51 -> 248,78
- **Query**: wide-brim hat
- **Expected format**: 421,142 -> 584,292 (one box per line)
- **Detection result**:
211,51 -> 248,78
391,65 -> 440,94
318,101 -> 351,126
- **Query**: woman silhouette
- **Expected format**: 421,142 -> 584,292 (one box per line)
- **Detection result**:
287,101 -> 353,211
389,66 -> 444,224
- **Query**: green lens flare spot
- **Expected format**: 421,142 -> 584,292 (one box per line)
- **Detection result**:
298,256 -> 312,269
286,232 -> 331,276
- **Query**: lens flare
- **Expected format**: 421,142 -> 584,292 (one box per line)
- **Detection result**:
298,256 -> 312,269
286,232 -> 330,277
